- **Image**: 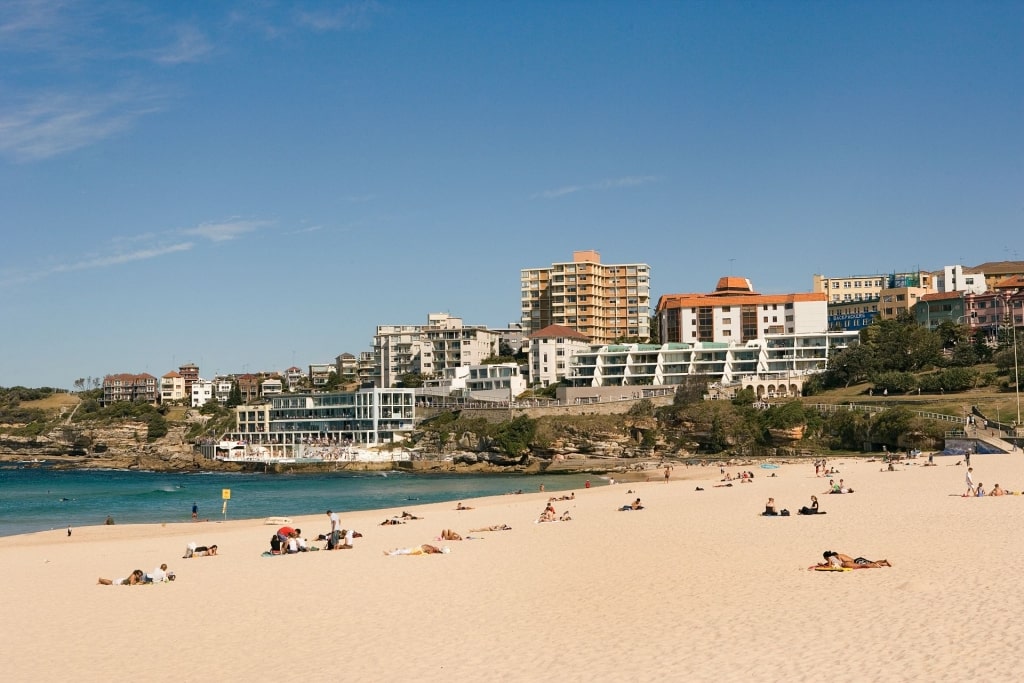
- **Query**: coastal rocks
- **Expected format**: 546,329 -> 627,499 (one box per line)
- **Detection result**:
768,426 -> 806,445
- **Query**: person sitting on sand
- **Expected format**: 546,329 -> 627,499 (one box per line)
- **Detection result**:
815,551 -> 891,569
991,483 -> 1006,497
269,535 -> 282,555
441,529 -> 462,540
763,497 -> 779,516
560,510 -> 572,521
384,544 -> 448,556
538,503 -> 557,522
798,496 -> 822,515
456,502 -> 473,510
98,569 -> 145,585
620,498 -> 644,511
400,511 -> 421,520
470,524 -> 512,532
976,483 -> 986,497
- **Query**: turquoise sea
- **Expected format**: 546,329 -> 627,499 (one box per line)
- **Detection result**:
0,463 -> 597,538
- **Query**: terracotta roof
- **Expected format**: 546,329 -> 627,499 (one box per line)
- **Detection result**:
162,371 -> 182,378
657,291 -> 825,311
529,324 -> 590,340
920,291 -> 964,302
992,274 -> 1024,290
712,276 -> 756,295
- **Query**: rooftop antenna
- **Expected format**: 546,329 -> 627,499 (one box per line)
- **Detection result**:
729,258 -> 735,275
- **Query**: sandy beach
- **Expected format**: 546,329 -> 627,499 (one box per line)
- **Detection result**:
4,453 -> 1024,682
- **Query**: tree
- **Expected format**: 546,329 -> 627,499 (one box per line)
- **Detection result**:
824,344 -> 878,387
398,373 -> 425,388
226,382 -> 242,407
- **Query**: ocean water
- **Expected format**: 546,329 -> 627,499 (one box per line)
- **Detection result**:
0,464 -> 598,537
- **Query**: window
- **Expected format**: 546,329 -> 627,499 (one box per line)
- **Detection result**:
723,329 -> 732,336
722,317 -> 732,325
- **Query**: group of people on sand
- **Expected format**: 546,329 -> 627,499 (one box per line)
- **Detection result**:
825,478 -> 853,494
380,510 -> 422,525
269,526 -> 314,554
722,471 -> 755,483
762,495 -> 824,516
813,460 -> 838,477
99,562 -> 175,585
964,468 -> 1013,497
538,501 -> 572,522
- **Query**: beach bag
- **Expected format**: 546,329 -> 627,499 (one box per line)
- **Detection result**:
780,509 -> 790,516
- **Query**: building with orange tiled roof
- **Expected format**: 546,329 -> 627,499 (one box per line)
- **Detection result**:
159,371 -> 186,404
527,324 -> 593,387
915,288 -> 1024,338
656,276 -> 828,344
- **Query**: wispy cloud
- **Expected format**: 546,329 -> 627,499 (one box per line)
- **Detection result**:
0,87 -> 166,162
51,242 -> 194,274
295,1 -> 385,32
182,218 -> 268,242
286,224 -> 324,235
0,217 -> 268,289
150,24 -> 212,65
533,175 -> 659,200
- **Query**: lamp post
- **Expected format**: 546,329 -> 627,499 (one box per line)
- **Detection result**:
1005,293 -> 1021,432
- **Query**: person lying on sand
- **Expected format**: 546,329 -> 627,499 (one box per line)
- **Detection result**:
440,529 -> 462,540
456,502 -> 474,510
813,551 -> 891,569
384,544 -> 449,556
620,498 -> 644,511
98,569 -> 145,585
470,524 -> 512,532
184,543 -> 217,558
400,511 -> 421,519
380,518 -> 405,525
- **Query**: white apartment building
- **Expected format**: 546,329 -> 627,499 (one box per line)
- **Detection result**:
373,313 -> 502,388
521,250 -> 651,343
565,332 -> 858,389
261,377 -> 284,395
419,363 -> 527,402
191,379 -> 214,408
935,264 -> 987,295
658,277 -> 828,344
159,371 -> 186,404
528,324 -> 593,387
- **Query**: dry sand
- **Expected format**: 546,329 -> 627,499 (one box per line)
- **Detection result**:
3,453 -> 1024,682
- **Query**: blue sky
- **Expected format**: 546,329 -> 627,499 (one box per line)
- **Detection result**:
1,1 -> 1021,389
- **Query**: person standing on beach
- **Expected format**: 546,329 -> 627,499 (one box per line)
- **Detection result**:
327,510 -> 341,549
192,502 -> 198,521
965,467 -> 975,496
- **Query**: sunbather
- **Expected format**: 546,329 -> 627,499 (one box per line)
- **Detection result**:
470,524 -> 512,531
98,569 -> 145,585
384,544 -> 448,556
815,550 -> 891,569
